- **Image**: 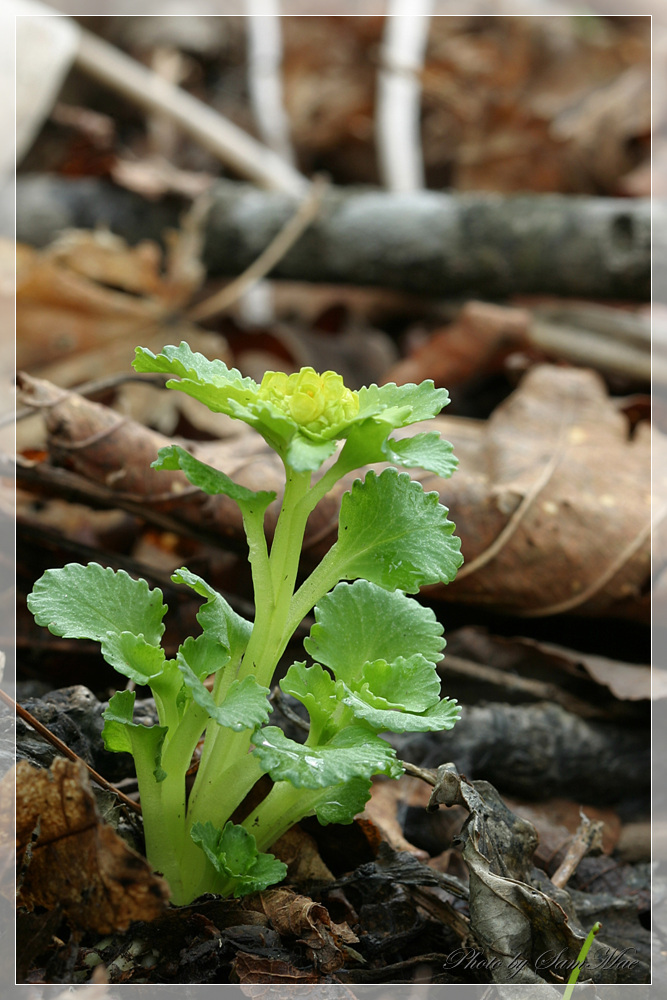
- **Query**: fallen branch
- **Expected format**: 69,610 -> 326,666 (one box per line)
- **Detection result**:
16,176 -> 650,300
188,174 -> 329,322
405,701 -> 649,806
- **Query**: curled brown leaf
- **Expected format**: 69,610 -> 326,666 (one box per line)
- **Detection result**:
14,757 -> 169,933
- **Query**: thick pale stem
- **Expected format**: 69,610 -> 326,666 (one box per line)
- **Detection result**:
242,780 -> 308,852
284,542 -> 344,641
239,465 -> 312,688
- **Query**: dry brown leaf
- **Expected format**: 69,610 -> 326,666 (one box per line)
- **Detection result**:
233,952 -> 320,983
517,640 -> 657,702
270,826 -> 336,885
17,364 -> 657,621
15,757 -> 169,933
505,797 -> 621,866
382,301 -> 530,388
16,224 -> 207,372
445,627 -> 655,713
365,778 -> 431,860
242,888 -> 357,973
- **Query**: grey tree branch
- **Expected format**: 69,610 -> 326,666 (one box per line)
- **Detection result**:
16,176 -> 650,300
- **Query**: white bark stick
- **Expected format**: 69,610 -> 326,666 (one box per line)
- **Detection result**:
376,0 -> 432,192
246,0 -> 295,165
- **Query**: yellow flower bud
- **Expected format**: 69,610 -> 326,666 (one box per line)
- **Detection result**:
258,367 -> 359,435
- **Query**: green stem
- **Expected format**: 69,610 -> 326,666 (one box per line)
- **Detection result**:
241,504 -> 274,624
563,922 -> 602,1000
241,780 -> 310,852
134,759 -> 187,901
239,465 -> 312,688
178,746 -> 266,902
284,541 -> 344,640
187,731 -> 262,830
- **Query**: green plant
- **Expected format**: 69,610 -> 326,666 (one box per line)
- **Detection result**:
27,343 -> 463,906
563,922 -> 602,999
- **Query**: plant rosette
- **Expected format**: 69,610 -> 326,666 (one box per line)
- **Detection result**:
28,343 -> 463,905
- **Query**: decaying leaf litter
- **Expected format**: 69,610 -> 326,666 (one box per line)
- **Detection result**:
8,13 -> 654,987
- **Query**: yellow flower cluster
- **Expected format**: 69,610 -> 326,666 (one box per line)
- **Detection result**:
258,367 -> 359,435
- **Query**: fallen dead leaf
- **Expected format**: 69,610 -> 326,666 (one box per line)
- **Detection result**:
444,627 -> 655,714
270,826 -> 336,885
365,777 -> 431,860
242,888 -> 358,974
16,216 -> 208,372
233,952 -> 320,983
427,764 -> 646,984
15,757 -> 169,933
381,301 -> 530,389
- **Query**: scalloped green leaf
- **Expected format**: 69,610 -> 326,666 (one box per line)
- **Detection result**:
304,580 -> 445,685
341,687 -> 461,734
102,690 -> 168,781
357,381 -> 449,425
99,630 -> 166,683
252,725 -> 403,788
172,567 -> 252,663
330,469 -> 463,593
279,661 -> 339,739
178,634 -> 230,680
134,344 -> 297,452
309,777 -> 372,826
383,432 -> 458,480
133,343 -> 257,400
285,435 -> 339,473
358,655 -> 442,713
190,820 -> 287,897
153,445 -> 276,513
27,563 -> 167,645
176,638 -> 271,732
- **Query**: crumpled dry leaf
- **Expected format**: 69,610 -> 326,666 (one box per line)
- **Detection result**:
14,757 -> 169,933
16,218 -> 208,372
242,888 -> 358,974
381,301 -> 530,390
365,777 -> 431,860
233,953 -> 320,984
17,363 -> 657,622
270,826 -> 336,886
426,764 -> 639,985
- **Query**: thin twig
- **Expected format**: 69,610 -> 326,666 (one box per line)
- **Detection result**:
9,372 -> 168,428
550,810 -> 605,890
443,653 -> 609,719
12,455 -> 247,556
188,174 -> 329,322
400,760 -> 438,785
1,688 -> 142,815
